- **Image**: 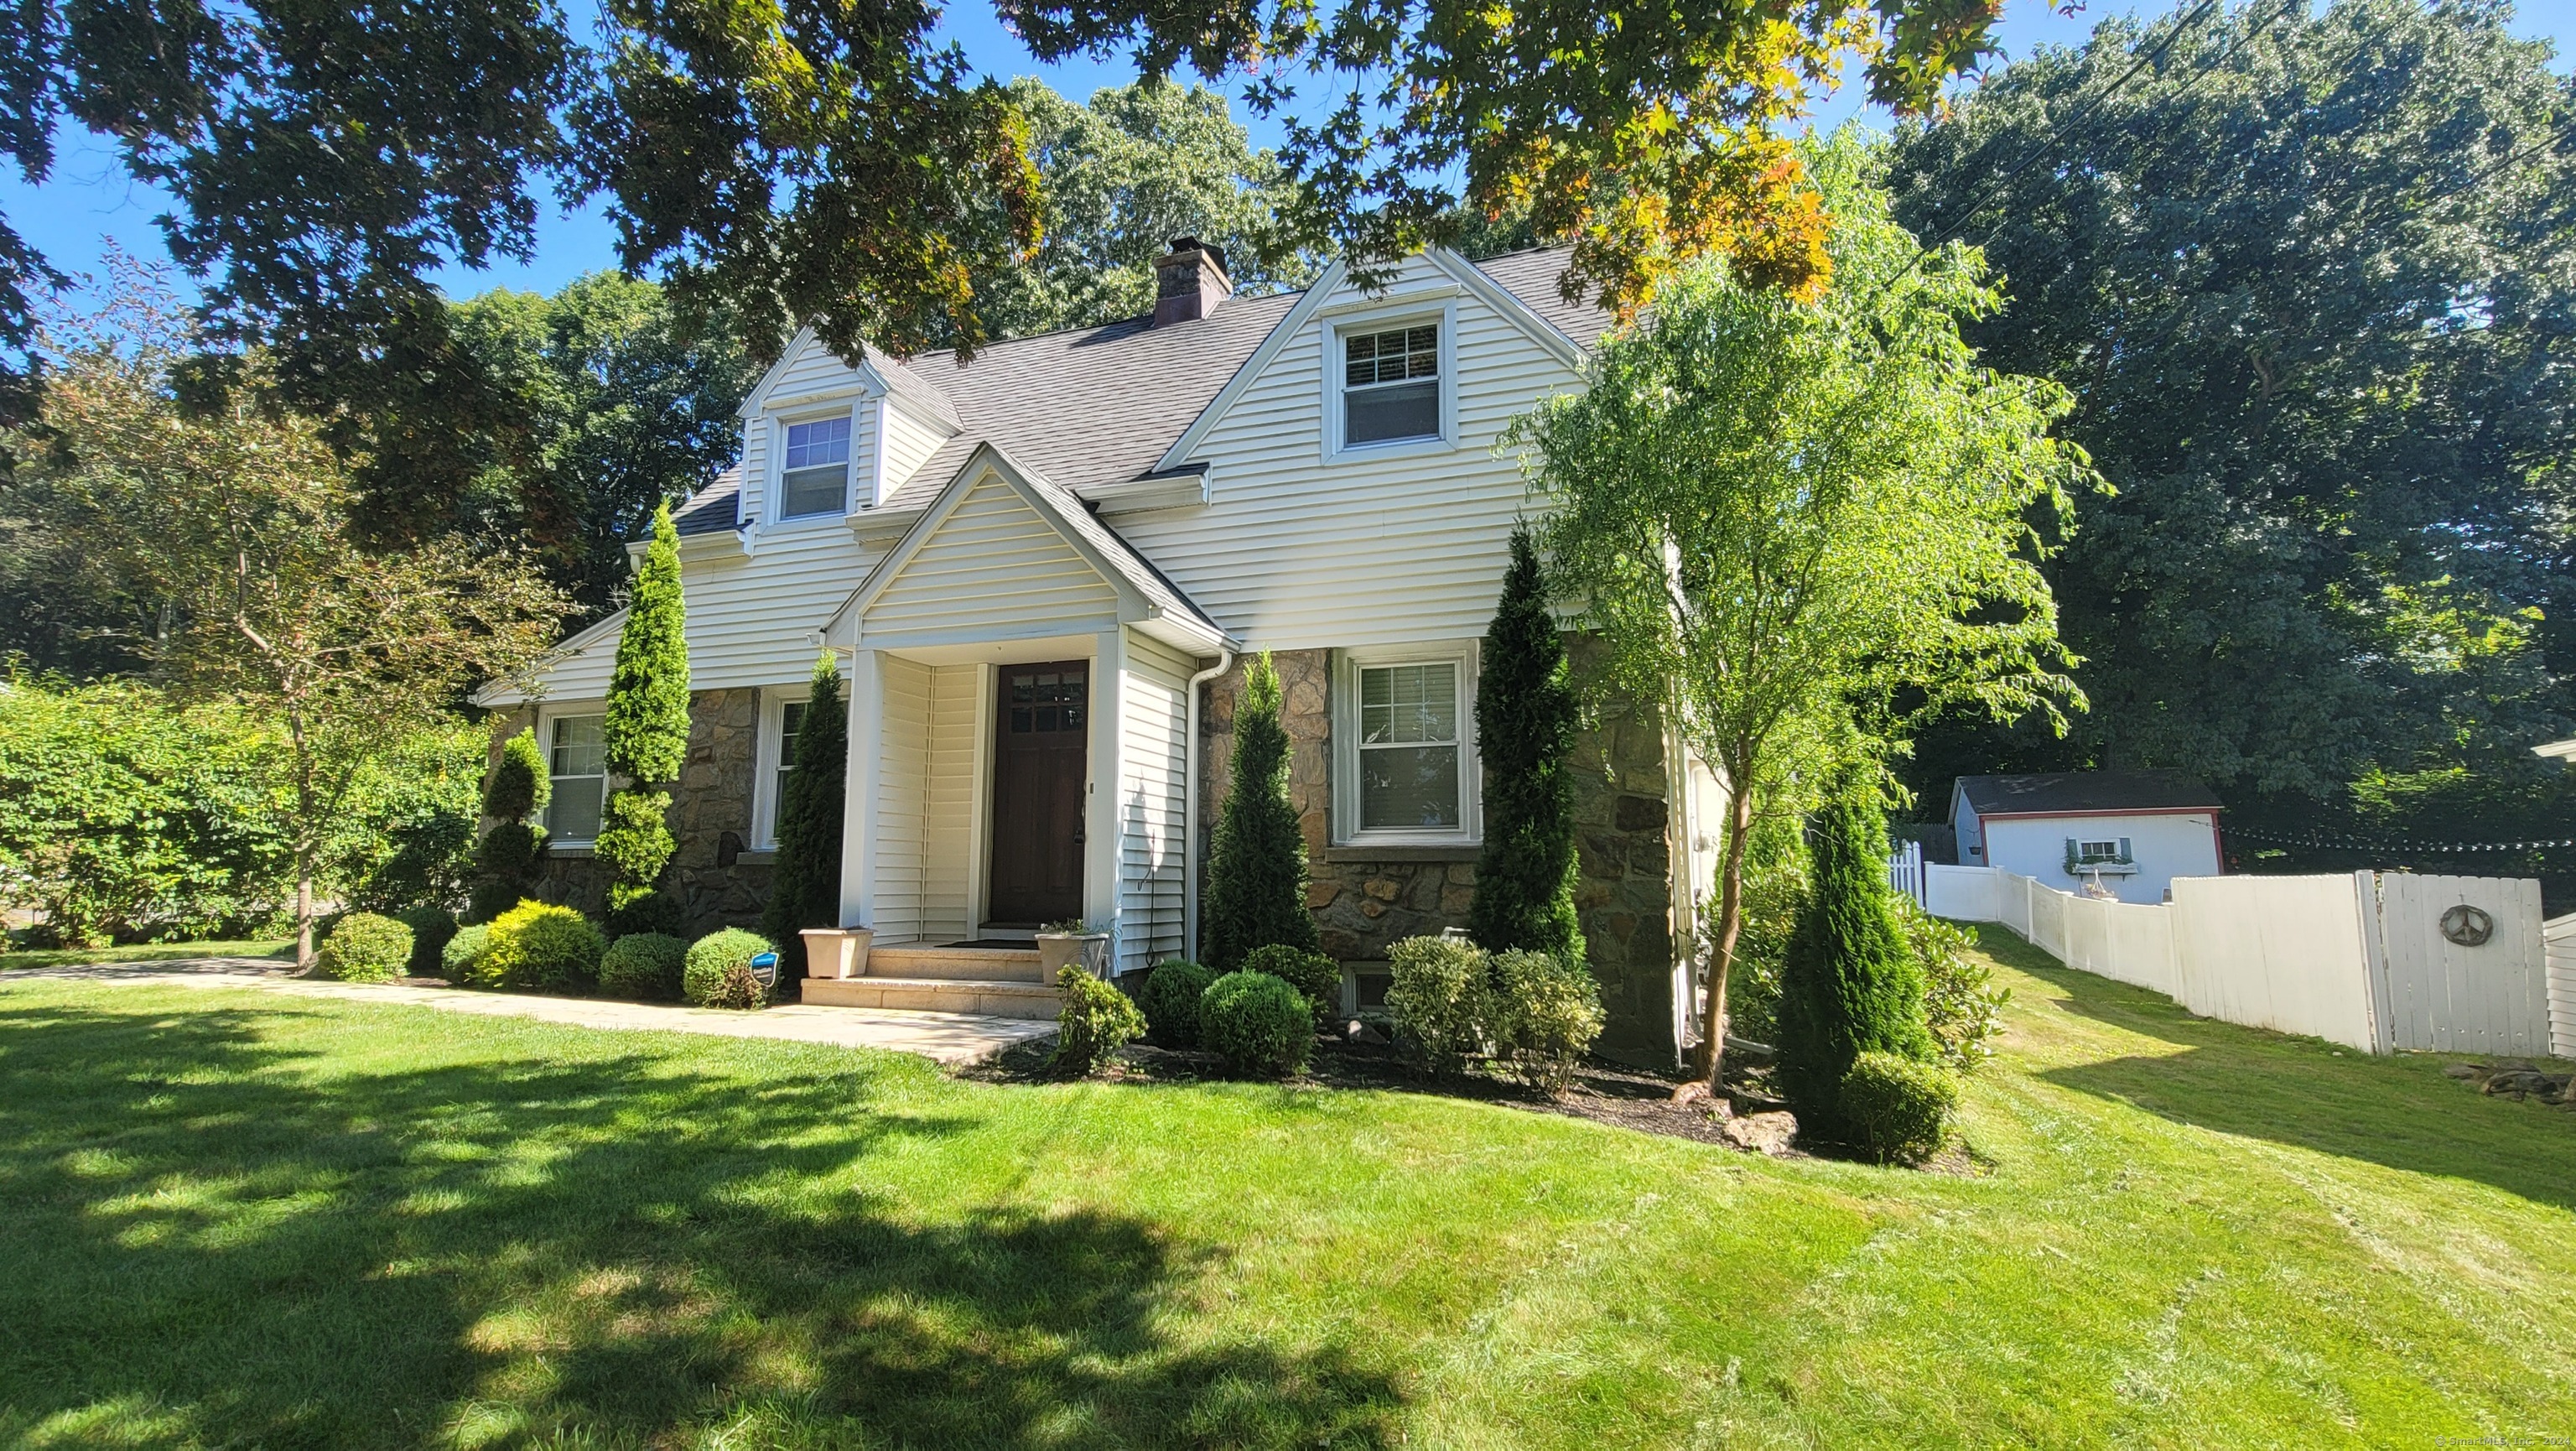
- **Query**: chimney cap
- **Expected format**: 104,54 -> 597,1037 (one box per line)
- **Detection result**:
1163,236 -> 1229,276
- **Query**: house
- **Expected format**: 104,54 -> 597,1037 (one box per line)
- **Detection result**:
476,239 -> 1724,1064
1949,771 -> 2225,904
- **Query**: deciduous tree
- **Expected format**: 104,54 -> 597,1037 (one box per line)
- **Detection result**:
1517,138 -> 2092,1087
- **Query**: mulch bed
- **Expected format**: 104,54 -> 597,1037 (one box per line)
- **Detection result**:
960,1029 -> 1818,1155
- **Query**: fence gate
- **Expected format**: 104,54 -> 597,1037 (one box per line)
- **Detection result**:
1887,840 -> 1926,911
2370,873 -> 2551,1057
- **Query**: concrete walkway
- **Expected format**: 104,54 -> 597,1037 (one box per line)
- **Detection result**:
0,960 -> 1057,1066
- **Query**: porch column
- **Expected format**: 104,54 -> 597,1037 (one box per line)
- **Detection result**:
1084,628 -> 1124,945
838,647 -> 884,928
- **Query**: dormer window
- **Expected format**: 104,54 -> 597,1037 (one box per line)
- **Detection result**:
780,415 -> 851,518
1343,325 -> 1441,445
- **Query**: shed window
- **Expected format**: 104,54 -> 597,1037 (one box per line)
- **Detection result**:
781,416 -> 851,517
547,715 -> 607,841
1343,325 -> 1440,445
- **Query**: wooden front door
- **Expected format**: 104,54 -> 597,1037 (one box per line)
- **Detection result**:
986,661 -> 1088,926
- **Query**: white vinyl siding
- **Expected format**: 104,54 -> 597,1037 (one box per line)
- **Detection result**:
880,398 -> 956,501
1124,254 -> 1583,652
870,656 -> 980,944
860,472 -> 1121,648
1119,630 -> 1195,973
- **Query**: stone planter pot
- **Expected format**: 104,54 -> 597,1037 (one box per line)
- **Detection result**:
801,926 -> 873,980
1036,931 -> 1111,980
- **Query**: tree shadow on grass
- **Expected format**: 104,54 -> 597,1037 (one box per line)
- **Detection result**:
0,1001 -> 1400,1448
1985,935 -> 2576,1214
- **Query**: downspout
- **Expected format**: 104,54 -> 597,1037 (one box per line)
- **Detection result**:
1182,647 -> 1237,960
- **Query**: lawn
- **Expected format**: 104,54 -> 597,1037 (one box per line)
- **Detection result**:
0,934 -> 2568,1448
0,939 -> 292,973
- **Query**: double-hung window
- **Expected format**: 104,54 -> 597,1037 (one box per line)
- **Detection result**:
755,689 -> 813,848
1342,324 -> 1441,445
1335,650 -> 1477,842
546,715 -> 608,842
779,415 -> 852,518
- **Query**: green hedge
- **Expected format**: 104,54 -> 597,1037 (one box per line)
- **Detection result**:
599,932 -> 687,1001
1050,966 -> 1145,1074
475,901 -> 603,993
1139,960 -> 1213,1048
684,928 -> 775,1009
1199,970 -> 1311,1078
316,913 -> 413,983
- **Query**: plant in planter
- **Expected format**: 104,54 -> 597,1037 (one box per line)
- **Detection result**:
1036,918 -> 1110,978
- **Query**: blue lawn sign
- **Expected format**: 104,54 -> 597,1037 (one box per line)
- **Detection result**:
750,951 -> 780,991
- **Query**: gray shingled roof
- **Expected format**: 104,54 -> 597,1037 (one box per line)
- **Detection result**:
1955,772 -> 2225,818
668,247 -> 1607,531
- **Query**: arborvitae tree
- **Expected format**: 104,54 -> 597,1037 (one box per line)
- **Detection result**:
469,728 -> 551,922
1468,524 -> 1585,962
1774,766 -> 1935,1139
1204,653 -> 1321,969
595,502 -> 691,916
762,653 -> 847,986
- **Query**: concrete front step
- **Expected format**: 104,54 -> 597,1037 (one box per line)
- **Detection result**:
801,975 -> 1064,1019
865,943 -> 1046,984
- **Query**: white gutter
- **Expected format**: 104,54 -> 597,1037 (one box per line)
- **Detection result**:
1181,646 -> 1237,960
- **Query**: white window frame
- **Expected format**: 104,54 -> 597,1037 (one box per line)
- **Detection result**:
1320,299 -> 1460,462
752,682 -> 817,849
1331,642 -> 1481,846
535,703 -> 611,849
772,404 -> 860,525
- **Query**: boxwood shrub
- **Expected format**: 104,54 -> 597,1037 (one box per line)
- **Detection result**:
440,923 -> 491,981
684,928 -> 776,1009
598,932 -> 687,1001
1385,934 -> 1489,1075
1490,949 -> 1605,1093
1138,960 -> 1214,1047
476,900 -> 604,993
1241,943 -> 1340,1024
604,890 -> 685,942
1050,965 -> 1146,1074
1198,970 -> 1311,1078
1837,1051 -> 1959,1164
316,913 -> 413,983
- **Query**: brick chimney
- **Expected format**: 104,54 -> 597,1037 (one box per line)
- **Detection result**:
1152,237 -> 1232,326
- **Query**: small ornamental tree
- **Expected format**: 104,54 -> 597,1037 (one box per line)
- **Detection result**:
762,652 -> 848,986
1468,523 -> 1584,963
596,503 -> 691,918
1774,767 -> 1935,1141
470,729 -> 551,922
1203,653 -> 1320,970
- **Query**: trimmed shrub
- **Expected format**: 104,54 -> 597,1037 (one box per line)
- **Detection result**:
1837,1050 -> 1959,1164
441,922 -> 491,980
395,905 -> 458,977
470,731 -> 549,923
1198,970 -> 1311,1077
1242,943 -> 1339,1023
1139,960 -> 1214,1048
763,653 -> 848,988
1202,653 -> 1321,968
599,932 -> 687,1001
600,504 -> 693,918
1898,897 -> 2009,1072
1775,772 -> 1935,1139
605,890 -> 684,942
1491,949 -> 1604,1092
685,928 -> 776,1009
1385,934 -> 1490,1074
316,912 -> 413,983
1468,524 -> 1585,962
1050,966 -> 1146,1074
477,900 -> 605,993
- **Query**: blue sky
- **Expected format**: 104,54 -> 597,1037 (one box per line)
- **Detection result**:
4,0 -> 2568,303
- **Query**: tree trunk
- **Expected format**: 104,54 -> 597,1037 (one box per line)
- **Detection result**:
295,865 -> 315,973
1695,767 -> 1757,1090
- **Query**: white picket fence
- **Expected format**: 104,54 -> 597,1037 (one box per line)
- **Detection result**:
1925,866 -> 2573,1058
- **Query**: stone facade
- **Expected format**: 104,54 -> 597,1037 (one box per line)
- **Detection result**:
489,687 -> 774,938
1195,643 -> 1680,1064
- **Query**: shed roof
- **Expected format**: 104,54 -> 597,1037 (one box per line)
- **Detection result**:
1953,771 -> 2225,819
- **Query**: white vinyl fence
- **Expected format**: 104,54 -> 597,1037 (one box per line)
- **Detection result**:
1929,866 -> 2573,1058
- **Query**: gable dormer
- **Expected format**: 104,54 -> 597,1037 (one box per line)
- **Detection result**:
736,329 -> 962,529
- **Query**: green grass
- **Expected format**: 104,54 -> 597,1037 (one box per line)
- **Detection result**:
0,932 -> 2568,1448
0,938 -> 293,973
